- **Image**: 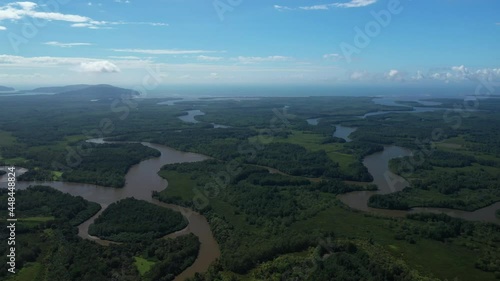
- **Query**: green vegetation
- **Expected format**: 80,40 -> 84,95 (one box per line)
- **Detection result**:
142,234 -> 200,281
89,198 -> 187,242
371,146 -> 500,210
245,142 -> 343,178
156,159 -> 499,280
250,240 -> 439,281
258,130 -> 380,181
496,209 -> 500,219
0,130 -> 16,146
8,262 -> 44,281
0,186 -> 200,281
1,92 -> 500,280
196,239 -> 440,281
20,143 -> 160,187
134,256 -> 155,276
0,185 -> 100,226
400,214 -> 500,274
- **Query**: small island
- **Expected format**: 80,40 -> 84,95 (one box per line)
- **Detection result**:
88,198 -> 187,242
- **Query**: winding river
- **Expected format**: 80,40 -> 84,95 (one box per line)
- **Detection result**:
0,98 -> 498,280
0,96 -> 497,280
0,140 -> 220,281
333,125 -> 357,143
179,110 -> 205,124
178,109 -> 230,128
338,146 -> 500,224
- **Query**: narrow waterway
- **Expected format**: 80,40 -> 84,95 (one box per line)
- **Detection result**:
306,118 -> 357,142
333,125 -> 357,142
338,146 -> 500,224
0,141 -> 221,280
178,110 -> 205,123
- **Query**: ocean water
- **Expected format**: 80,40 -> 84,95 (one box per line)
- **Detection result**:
141,84 -> 478,99
4,84 -> 480,99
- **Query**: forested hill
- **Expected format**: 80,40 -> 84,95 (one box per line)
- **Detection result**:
57,84 -> 140,99
0,85 -> 15,91
27,84 -> 139,99
29,84 -> 90,93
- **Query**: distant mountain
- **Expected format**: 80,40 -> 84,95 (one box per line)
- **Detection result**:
56,84 -> 140,99
0,86 -> 15,91
30,85 -> 91,93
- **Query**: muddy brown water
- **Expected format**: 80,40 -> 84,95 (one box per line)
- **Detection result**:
0,140 -> 220,281
338,145 -> 500,224
1,142 -> 498,280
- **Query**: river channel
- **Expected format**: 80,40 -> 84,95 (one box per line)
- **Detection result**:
0,140 -> 220,281
0,97 -> 498,280
338,145 -> 500,224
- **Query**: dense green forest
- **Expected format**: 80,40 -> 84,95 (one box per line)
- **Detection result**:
0,92 -> 499,280
369,169 -> 500,210
191,239 -> 440,281
19,143 -> 160,187
0,185 -> 101,226
0,186 -> 199,281
89,198 -> 187,242
158,158 -> 500,280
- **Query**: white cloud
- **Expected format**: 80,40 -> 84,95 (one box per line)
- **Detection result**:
343,66 -> 500,83
451,65 -> 466,73
388,69 -> 399,77
333,0 -> 377,8
445,66 -> 500,82
44,41 -> 93,48
0,2 -> 167,29
0,2 -> 89,22
409,66 -> 500,83
276,0 -> 377,11
0,55 -> 89,66
197,55 -> 223,61
349,71 -> 369,80
385,69 -> 406,81
412,70 -> 425,81
323,53 -> 343,61
274,5 -> 293,11
114,0 -> 131,3
71,20 -> 167,29
16,2 -> 37,10
0,55 -> 146,71
235,56 -> 292,64
78,61 -> 120,73
0,25 -> 6,30
108,56 -> 143,60
300,4 -> 332,10
112,49 -> 220,55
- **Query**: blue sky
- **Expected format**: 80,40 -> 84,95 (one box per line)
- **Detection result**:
0,0 -> 498,88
